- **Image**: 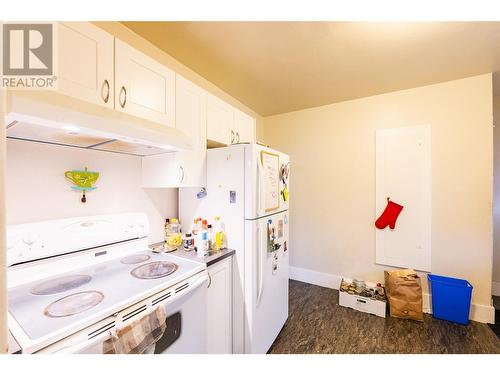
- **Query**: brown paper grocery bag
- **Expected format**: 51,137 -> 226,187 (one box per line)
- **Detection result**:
384,269 -> 423,321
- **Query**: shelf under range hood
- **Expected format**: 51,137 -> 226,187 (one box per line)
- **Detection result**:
5,92 -> 193,157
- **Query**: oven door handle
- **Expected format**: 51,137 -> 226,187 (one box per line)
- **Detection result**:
51,331 -> 113,354
170,274 -> 208,304
51,273 -> 209,354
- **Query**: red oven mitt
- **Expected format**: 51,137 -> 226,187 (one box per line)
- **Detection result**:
375,199 -> 404,230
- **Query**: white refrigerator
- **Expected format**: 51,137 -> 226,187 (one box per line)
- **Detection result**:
179,143 -> 290,354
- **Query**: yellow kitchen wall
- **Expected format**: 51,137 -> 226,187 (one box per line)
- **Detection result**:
493,94 -> 500,293
264,74 -> 494,312
93,22 -> 264,143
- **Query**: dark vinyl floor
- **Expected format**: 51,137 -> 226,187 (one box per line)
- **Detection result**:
493,296 -> 500,310
268,280 -> 500,354
488,296 -> 500,340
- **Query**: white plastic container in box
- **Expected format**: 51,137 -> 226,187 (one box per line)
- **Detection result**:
338,278 -> 386,318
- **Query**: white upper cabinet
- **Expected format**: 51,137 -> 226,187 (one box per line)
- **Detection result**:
176,75 -> 207,152
142,74 -> 207,188
233,109 -> 256,144
114,39 -> 175,127
174,75 -> 207,187
141,153 -> 177,187
207,93 -> 234,145
56,22 -> 114,109
207,93 -> 256,146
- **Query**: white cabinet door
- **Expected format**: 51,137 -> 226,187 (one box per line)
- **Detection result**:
175,75 -> 207,187
115,39 -> 175,127
142,152 -> 202,188
56,22 -> 114,109
207,257 -> 233,354
141,153 -> 178,187
234,109 -> 256,144
141,75 -> 207,188
207,93 -> 234,145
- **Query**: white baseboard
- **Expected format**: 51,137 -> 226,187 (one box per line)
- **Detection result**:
423,292 -> 431,313
289,266 -> 495,324
492,281 -> 500,296
289,266 -> 342,290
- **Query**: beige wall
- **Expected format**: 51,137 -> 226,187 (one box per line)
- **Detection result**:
493,95 -> 500,285
264,74 -> 493,307
6,140 -> 177,245
93,22 -> 265,143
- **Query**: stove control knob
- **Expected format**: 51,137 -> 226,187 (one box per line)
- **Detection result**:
22,234 -> 37,247
23,239 -> 35,247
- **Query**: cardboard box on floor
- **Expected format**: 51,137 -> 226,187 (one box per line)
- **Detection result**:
384,269 -> 424,322
338,278 -> 387,318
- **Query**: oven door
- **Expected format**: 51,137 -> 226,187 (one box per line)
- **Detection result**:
154,276 -> 207,354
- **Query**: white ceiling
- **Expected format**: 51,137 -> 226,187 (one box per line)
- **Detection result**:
123,22 -> 500,116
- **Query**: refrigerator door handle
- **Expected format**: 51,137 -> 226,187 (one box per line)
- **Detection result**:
256,225 -> 264,307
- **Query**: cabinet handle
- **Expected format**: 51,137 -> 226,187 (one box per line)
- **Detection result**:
101,79 -> 110,103
119,86 -> 127,108
231,130 -> 235,144
207,272 -> 212,288
179,165 -> 185,183
236,132 -> 240,143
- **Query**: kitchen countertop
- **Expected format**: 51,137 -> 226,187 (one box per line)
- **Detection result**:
149,243 -> 235,267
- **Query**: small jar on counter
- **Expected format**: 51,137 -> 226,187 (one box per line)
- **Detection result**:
183,233 -> 194,251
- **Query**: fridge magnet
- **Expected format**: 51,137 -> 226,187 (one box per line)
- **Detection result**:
64,167 -> 99,203
196,187 -> 207,199
281,185 -> 289,202
375,198 -> 404,230
279,162 -> 290,182
280,162 -> 290,202
278,219 -> 284,238
272,253 -> 278,275
229,190 -> 237,204
267,219 -> 281,252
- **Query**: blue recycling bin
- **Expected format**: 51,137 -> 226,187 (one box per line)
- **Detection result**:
427,274 -> 473,325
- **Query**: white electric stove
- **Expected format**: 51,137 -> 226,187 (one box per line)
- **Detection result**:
7,213 -> 208,354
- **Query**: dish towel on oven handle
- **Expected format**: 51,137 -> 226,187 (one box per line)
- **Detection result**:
103,306 -> 167,354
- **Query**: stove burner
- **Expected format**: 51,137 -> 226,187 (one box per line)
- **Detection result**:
131,261 -> 178,279
120,254 -> 151,265
44,291 -> 104,318
31,275 -> 92,296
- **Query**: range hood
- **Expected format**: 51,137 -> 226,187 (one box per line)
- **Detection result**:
5,92 -> 193,156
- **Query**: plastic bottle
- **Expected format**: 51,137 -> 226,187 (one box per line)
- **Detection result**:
207,224 -> 213,250
213,216 -> 225,251
197,230 -> 209,257
164,218 -> 170,241
170,218 -> 181,234
201,230 -> 209,253
192,219 -> 199,250
165,218 -> 182,251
